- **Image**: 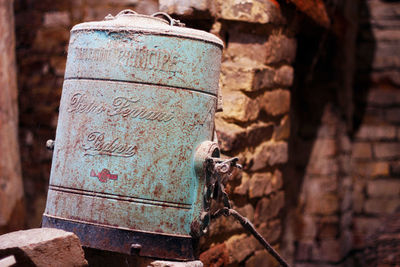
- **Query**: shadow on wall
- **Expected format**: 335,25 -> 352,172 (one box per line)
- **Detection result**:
282,0 -> 375,265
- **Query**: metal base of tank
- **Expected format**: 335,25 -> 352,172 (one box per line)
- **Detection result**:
42,215 -> 196,261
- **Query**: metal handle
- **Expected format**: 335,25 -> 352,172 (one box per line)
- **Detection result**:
116,9 -> 138,17
151,12 -> 185,27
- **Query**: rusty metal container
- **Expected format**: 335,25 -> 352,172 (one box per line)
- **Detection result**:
42,10 -> 223,260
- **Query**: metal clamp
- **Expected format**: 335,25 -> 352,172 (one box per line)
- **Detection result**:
151,12 -> 185,27
116,9 -> 138,17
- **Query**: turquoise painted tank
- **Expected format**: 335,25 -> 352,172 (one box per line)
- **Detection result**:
42,10 -> 223,260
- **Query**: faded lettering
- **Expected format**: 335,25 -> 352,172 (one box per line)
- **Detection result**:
68,93 -> 174,122
83,132 -> 137,157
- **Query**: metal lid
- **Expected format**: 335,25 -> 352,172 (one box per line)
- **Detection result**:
71,10 -> 224,47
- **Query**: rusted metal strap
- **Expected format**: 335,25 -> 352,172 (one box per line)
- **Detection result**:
211,208 -> 289,267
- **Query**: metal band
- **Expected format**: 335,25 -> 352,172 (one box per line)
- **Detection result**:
42,215 -> 196,261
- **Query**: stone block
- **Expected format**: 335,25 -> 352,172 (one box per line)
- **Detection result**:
306,158 -> 338,176
310,138 -> 337,159
235,204 -> 255,223
260,89 -> 290,116
356,125 -> 396,140
295,241 -> 313,261
249,172 -> 270,199
246,122 -> 275,146
245,249 -> 278,267
373,142 -> 400,159
367,179 -> 400,197
305,193 -> 339,216
364,198 -> 400,215
234,172 -> 250,195
264,34 -> 296,64
318,216 -> 339,239
226,234 -> 257,263
255,219 -> 281,245
0,228 -> 87,267
273,115 -> 290,141
220,89 -> 260,122
214,0 -> 283,24
224,32 -> 296,65
352,142 -> 372,160
311,239 -> 343,263
385,107 -> 400,123
367,89 -> 400,106
353,217 -> 381,247
221,61 -> 275,91
43,11 -> 70,28
264,169 -> 283,195
273,65 -> 294,87
159,0 -> 210,17
224,34 -> 269,64
255,191 -> 284,223
353,161 -> 390,177
250,141 -> 288,171
215,118 -> 246,151
199,243 -> 229,267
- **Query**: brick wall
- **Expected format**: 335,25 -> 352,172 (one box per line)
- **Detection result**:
14,0 -> 296,265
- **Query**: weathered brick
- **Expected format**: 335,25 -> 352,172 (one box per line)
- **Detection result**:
264,169 -> 283,195
364,198 -> 400,215
310,138 -> 337,159
273,115 -> 290,141
255,219 -> 281,245
224,32 -> 296,65
353,217 -> 382,247
249,172 -> 270,199
245,249 -> 278,267
264,34 -> 297,64
353,181 -> 365,214
273,65 -> 293,87
373,142 -> 400,159
306,158 -> 338,176
0,228 -> 87,267
295,241 -> 313,261
224,33 -> 269,64
246,122 -> 274,145
367,89 -> 400,106
255,191 -> 284,223
318,216 -> 339,239
299,215 -> 317,240
43,11 -> 70,28
220,61 -> 274,92
356,125 -> 396,140
353,161 -> 390,177
159,0 -> 210,17
214,0 -> 282,24
234,172 -> 250,195
305,193 -> 339,216
304,177 -> 338,196
226,234 -> 257,263
311,239 -> 342,263
352,142 -> 372,160
199,243 -> 229,267
260,89 -> 290,116
250,141 -> 288,171
235,204 -> 254,222
215,118 -> 246,151
220,89 -> 260,122
385,107 -> 400,123
366,179 -> 400,197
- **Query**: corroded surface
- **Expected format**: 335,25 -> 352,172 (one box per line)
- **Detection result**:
43,11 -> 222,260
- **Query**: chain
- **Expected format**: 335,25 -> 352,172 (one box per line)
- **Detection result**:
203,157 -> 290,267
